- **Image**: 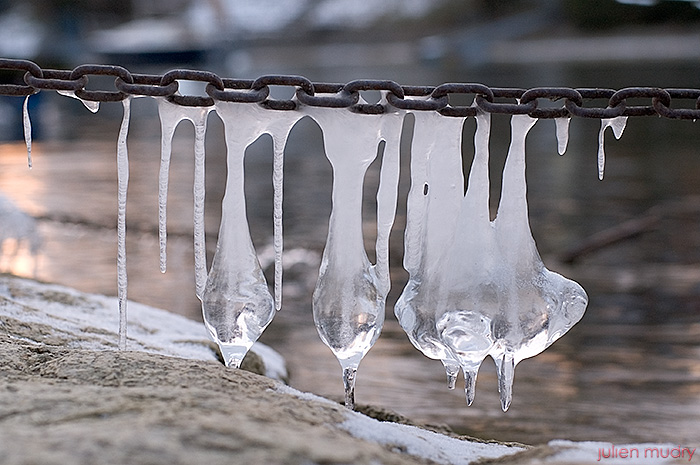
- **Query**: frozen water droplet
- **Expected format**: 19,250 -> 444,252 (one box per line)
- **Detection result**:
57,90 -> 100,113
597,116 -> 628,180
307,99 -> 402,403
442,360 -> 460,390
116,97 -> 132,351
202,102 -> 300,367
493,352 -> 515,411
554,117 -> 570,156
463,367 -> 478,406
343,366 -> 357,409
22,95 -> 32,168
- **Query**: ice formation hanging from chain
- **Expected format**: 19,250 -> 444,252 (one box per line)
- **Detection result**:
597,116 -> 627,180
306,97 -> 402,409
156,99 -> 212,297
22,96 -> 32,168
201,102 -> 301,368
35,83 -> 599,410
116,97 -> 132,351
396,109 -> 588,411
394,111 -> 468,392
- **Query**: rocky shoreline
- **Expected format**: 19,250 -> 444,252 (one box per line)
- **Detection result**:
0,275 -> 686,464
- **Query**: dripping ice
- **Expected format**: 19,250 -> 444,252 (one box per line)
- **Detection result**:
395,109 -> 588,411
597,116 -> 627,180
200,102 -> 301,368
306,95 -> 402,409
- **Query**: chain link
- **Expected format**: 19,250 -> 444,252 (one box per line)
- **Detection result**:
1,58 -> 700,119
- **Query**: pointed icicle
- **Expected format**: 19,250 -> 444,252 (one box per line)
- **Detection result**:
116,97 -> 132,351
494,353 -> 516,411
597,116 -> 628,180
442,360 -> 460,390
204,102 -> 301,368
306,97 -> 403,409
462,366 -> 479,406
554,117 -> 570,156
57,90 -> 100,113
22,95 -> 32,169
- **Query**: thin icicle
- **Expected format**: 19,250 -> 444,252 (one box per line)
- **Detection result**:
272,136 -> 284,311
597,116 -> 628,180
192,112 -> 209,298
554,117 -> 570,156
155,99 -> 212,296
22,95 -> 32,168
117,97 -> 132,351
56,90 -> 100,113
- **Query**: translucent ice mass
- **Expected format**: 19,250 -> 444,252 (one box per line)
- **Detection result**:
396,110 -> 588,410
306,98 -> 402,409
201,102 -> 301,368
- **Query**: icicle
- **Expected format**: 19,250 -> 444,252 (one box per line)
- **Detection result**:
306,97 -> 403,409
155,99 -> 212,295
554,117 -> 570,156
22,96 -> 32,168
56,90 -> 100,113
597,116 -> 628,180
203,102 -> 300,368
272,134 -> 284,311
394,111 -> 466,389
487,114 -> 588,411
116,97 -> 132,351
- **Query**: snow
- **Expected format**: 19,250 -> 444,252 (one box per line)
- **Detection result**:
0,275 -> 287,381
340,409 -> 524,464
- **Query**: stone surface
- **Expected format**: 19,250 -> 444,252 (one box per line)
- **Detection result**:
0,275 -> 528,465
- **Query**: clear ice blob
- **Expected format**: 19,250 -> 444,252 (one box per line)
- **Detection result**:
23,95 -> 32,168
156,98 -> 212,297
116,97 -> 132,350
597,116 -> 628,180
394,111 -> 466,389
489,114 -> 588,411
202,101 -> 301,368
306,98 -> 403,409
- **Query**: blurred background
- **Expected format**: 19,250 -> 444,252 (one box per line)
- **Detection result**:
1,0 -> 699,446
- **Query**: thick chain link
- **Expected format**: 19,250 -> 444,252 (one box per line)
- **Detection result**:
1,58 -> 699,119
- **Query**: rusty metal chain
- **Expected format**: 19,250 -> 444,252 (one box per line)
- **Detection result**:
1,58 -> 700,119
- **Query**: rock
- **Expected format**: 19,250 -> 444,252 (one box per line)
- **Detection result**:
0,275 -> 527,464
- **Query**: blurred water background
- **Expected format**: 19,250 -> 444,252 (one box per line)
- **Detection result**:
1,0 -> 700,446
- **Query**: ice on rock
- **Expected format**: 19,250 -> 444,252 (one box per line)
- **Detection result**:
202,102 -> 301,368
597,116 -> 627,180
116,97 -> 132,351
394,111 -> 466,390
489,114 -> 588,411
156,99 -> 212,296
22,96 -> 32,168
306,98 -> 403,409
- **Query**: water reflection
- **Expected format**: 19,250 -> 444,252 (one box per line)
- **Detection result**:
0,62 -> 699,445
